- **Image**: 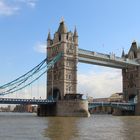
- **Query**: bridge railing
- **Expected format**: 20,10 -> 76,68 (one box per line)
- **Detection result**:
88,102 -> 136,111
0,98 -> 56,105
78,48 -> 139,66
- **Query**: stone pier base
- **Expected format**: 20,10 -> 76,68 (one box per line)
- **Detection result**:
37,100 -> 90,117
135,102 -> 140,115
37,103 -> 56,116
56,100 -> 90,117
112,108 -> 134,116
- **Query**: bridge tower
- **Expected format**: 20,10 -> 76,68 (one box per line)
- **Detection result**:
37,20 -> 89,117
46,20 -> 78,100
122,41 -> 140,114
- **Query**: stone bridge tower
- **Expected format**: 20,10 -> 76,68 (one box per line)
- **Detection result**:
122,41 -> 140,102
122,41 -> 140,114
46,20 -> 78,100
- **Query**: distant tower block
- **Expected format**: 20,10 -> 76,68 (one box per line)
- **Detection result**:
47,20 -> 78,100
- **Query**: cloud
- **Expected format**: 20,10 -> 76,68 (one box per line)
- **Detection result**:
0,0 -> 19,16
27,0 -> 37,8
34,42 -> 46,53
77,68 -> 122,98
0,0 -> 37,16
16,0 -> 37,8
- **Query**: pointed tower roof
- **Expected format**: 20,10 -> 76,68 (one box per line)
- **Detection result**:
132,40 -> 136,44
74,26 -> 78,37
47,31 -> 51,40
57,19 -> 67,34
121,48 -> 125,58
130,40 -> 137,53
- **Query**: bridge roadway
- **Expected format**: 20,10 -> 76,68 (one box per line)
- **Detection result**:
0,98 -> 56,105
0,98 -> 135,111
78,48 -> 140,69
89,102 -> 135,111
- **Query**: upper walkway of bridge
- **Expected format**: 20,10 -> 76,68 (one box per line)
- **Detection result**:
78,48 -> 140,69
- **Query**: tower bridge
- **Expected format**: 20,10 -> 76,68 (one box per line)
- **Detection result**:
1,20 -> 140,116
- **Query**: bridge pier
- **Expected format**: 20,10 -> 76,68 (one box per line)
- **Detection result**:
56,100 -> 90,117
37,103 -> 57,116
112,108 -> 134,116
37,99 -> 90,117
135,102 -> 140,115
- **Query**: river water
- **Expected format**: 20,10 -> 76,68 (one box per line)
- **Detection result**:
0,113 -> 140,140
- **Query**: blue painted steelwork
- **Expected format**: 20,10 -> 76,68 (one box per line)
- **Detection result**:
0,98 -> 56,105
0,52 -> 63,96
88,102 -> 135,111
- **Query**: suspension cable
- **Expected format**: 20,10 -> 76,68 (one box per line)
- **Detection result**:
0,52 -> 63,96
0,58 -> 47,89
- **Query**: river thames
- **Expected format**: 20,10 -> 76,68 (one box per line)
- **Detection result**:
0,112 -> 140,140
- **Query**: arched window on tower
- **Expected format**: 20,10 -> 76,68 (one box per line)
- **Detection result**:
129,51 -> 134,59
59,34 -> 61,41
69,74 -> 71,80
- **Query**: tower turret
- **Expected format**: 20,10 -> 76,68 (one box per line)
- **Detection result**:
121,48 -> 125,58
57,20 -> 67,42
73,27 -> 78,45
47,31 -> 51,47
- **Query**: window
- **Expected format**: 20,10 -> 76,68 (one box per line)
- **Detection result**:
69,75 -> 71,80
66,74 -> 68,79
59,34 -> 61,41
58,72 -> 61,79
66,62 -> 69,66
70,44 -> 74,50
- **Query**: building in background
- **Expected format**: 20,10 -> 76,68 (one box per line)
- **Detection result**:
13,105 -> 37,113
89,93 -> 123,114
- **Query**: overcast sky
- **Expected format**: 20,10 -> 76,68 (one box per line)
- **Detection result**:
0,0 -> 140,99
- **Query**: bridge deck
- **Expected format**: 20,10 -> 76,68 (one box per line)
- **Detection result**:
0,98 -> 56,105
89,102 -> 135,111
0,98 -> 136,111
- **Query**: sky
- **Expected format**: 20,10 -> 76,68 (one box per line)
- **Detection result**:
0,0 -> 140,99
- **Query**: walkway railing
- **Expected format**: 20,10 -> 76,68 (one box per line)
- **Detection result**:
78,48 -> 140,68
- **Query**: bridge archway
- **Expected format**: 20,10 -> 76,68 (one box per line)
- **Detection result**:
129,94 -> 137,103
53,88 -> 61,100
48,87 -> 61,100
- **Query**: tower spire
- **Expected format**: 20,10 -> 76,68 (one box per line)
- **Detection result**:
61,17 -> 64,22
121,48 -> 125,58
73,26 -> 78,45
74,26 -> 78,37
57,18 -> 67,34
47,30 -> 51,40
47,30 -> 52,47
